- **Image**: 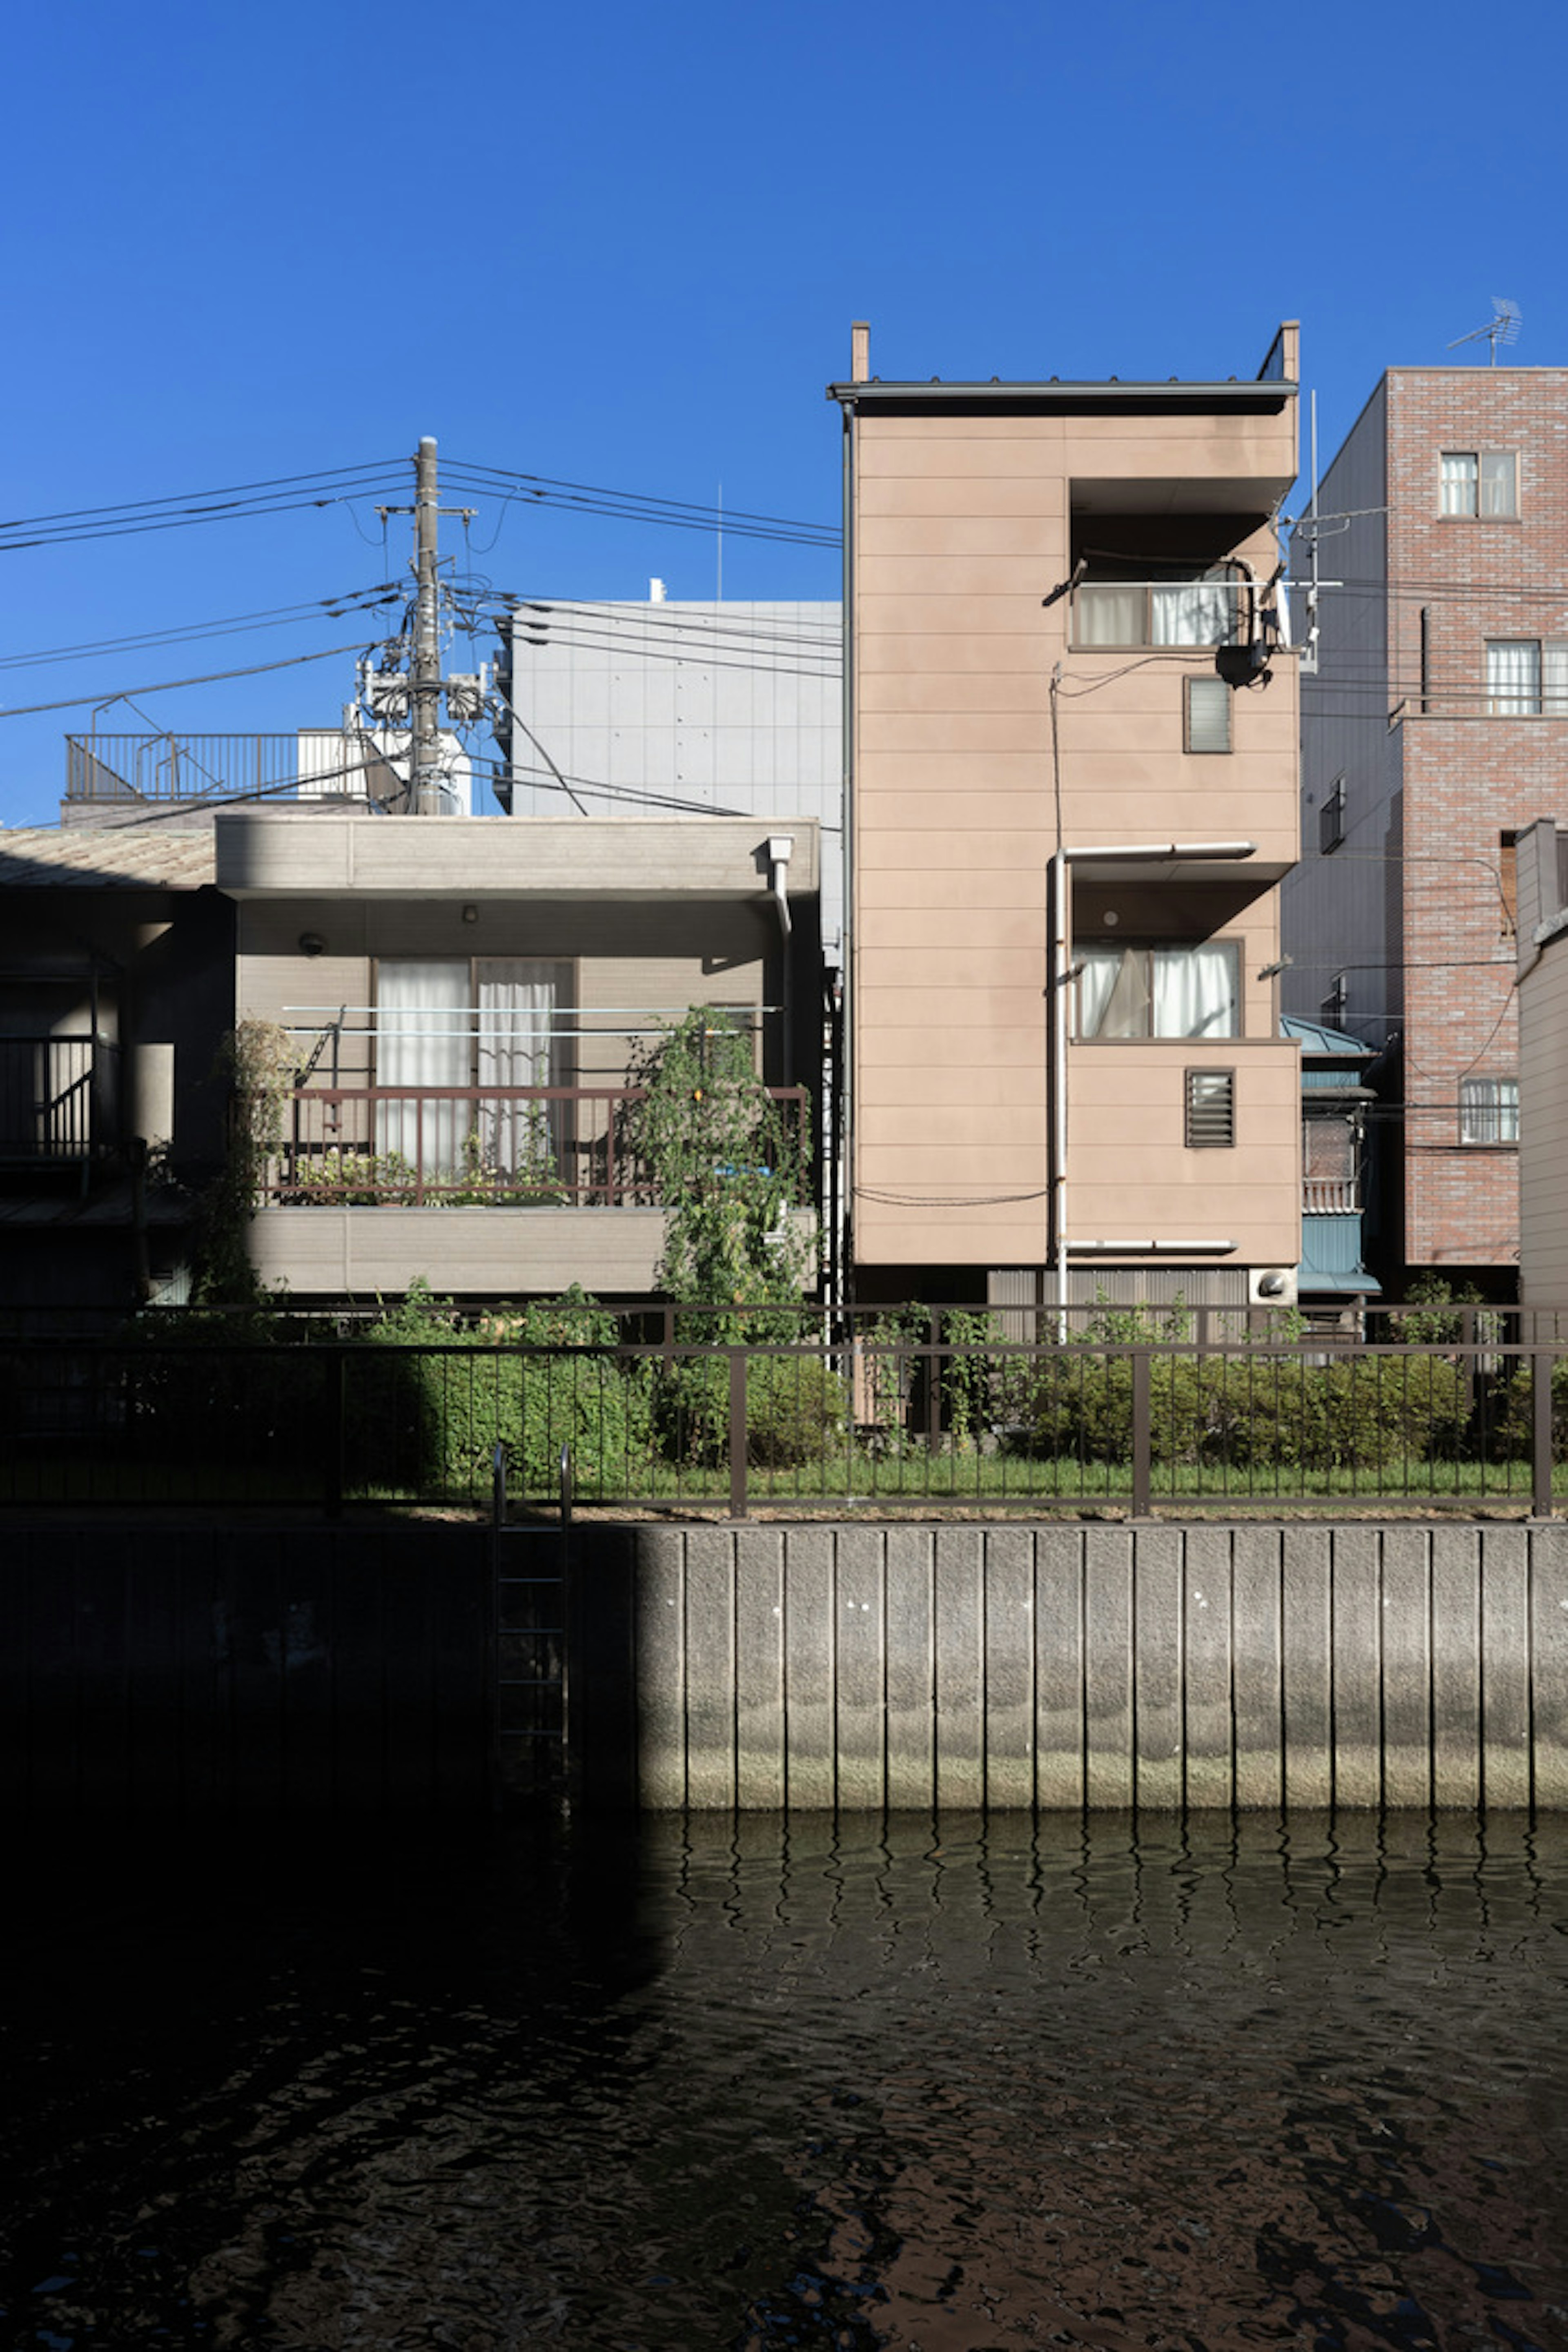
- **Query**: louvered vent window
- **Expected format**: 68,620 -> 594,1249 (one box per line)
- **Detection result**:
1186,1068 -> 1235,1148
1185,674 -> 1232,753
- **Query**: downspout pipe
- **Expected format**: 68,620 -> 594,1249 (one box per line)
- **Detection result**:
768,833 -> 793,1084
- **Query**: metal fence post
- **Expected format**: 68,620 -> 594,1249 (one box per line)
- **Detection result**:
1131,1346 -> 1152,1517
324,1348 -> 346,1518
728,1348 -> 749,1519
926,1309 -> 942,1450
1533,1345 -> 1555,1520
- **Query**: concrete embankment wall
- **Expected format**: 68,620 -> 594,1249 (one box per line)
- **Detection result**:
572,1521 -> 1568,1812
4,1519 -> 1568,1812
1,1523 -> 491,1810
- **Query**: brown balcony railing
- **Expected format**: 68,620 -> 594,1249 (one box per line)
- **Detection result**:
256,1083 -> 809,1208
0,1036 -> 118,1163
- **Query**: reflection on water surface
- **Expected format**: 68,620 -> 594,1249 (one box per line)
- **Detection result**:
4,1814 -> 1568,2350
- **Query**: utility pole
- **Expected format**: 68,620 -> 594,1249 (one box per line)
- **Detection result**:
371,438 -> 480,815
411,437 -> 444,816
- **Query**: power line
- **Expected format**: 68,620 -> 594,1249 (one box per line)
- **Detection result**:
0,639 -> 390,720
0,588 -> 401,674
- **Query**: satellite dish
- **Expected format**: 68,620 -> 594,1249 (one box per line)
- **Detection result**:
1447,297 -> 1522,365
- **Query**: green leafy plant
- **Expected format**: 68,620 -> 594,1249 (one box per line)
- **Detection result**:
192,1018 -> 299,1303
359,1280 -> 652,1499
624,1009 -> 813,1325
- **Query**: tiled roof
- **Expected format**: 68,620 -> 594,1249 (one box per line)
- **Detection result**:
0,825 -> 216,890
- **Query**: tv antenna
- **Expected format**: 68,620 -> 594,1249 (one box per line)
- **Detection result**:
1448,297 -> 1522,366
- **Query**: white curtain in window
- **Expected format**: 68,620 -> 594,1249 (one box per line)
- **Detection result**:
1150,575 -> 1236,647
376,959 -> 470,1176
1544,641 -> 1568,715
477,960 -> 559,1177
1077,944 -> 1236,1038
1077,947 -> 1144,1038
1441,452 -> 1477,516
1488,640 -> 1541,715
1480,452 -> 1517,516
1153,944 -> 1237,1037
1074,585 -> 1144,646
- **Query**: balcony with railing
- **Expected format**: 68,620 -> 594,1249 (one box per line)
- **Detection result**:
256,1082 -> 809,1209
0,1036 -> 118,1169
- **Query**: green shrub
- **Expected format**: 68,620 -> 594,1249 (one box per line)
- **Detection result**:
653,1348 -> 846,1470
358,1282 -> 652,1500
1026,1347 -> 1468,1473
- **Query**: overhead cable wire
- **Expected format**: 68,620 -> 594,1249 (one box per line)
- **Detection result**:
0,588 -> 402,674
0,639 -> 391,719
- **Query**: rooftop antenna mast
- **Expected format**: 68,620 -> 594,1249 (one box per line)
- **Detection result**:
1447,296 -> 1522,366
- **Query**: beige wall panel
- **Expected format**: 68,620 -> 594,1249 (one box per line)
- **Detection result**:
857,556 -> 1069,602
856,1027 -> 1044,1070
858,635 -> 1057,678
858,908 -> 1045,953
855,1214 -> 1050,1263
858,867 -> 1049,913
857,1064 -> 1047,1109
852,596 -> 1067,639
859,712 -> 1057,757
857,948 -> 1045,991
856,515 -> 1066,560
859,797 -> 1049,840
855,831 -> 1054,873
858,475 -> 1067,520
1060,414 -> 1295,473
855,982 -> 1043,1028
856,431 -> 1067,474
859,671 -> 1056,716
865,1105 -> 1048,1152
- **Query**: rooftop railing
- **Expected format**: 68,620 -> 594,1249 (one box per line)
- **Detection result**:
65,733 -> 309,806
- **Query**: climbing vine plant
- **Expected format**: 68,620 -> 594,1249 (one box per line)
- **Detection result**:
192,1018 -> 297,1303
624,1009 -> 813,1327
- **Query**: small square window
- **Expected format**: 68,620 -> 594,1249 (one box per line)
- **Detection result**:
1185,674 -> 1231,753
1441,450 -> 1518,517
1186,1068 -> 1235,1148
1459,1076 -> 1519,1145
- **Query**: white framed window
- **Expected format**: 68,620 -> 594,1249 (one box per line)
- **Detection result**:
1459,1076 -> 1519,1145
1441,450 -> 1518,517
1075,941 -> 1240,1040
1486,639 -> 1568,716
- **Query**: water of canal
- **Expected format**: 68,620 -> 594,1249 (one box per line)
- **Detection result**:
4,1812 -> 1568,2350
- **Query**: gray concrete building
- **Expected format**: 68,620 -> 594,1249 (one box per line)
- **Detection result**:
493,597 -> 844,957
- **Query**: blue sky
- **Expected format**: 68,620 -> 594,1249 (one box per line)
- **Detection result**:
3,0 -> 1564,827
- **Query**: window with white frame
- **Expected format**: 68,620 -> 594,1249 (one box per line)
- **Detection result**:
374,957 -> 566,1176
1441,450 -> 1518,517
1486,639 -> 1568,716
1075,941 -> 1239,1039
1459,1076 -> 1519,1145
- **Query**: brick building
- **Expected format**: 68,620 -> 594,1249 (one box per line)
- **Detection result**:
1282,366 -> 1568,1294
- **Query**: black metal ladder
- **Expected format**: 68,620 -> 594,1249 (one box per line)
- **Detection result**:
490,1443 -> 572,1802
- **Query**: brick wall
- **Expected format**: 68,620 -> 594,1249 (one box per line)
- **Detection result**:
1388,371 -> 1568,1270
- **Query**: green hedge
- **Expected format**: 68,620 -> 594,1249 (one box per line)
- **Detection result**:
1028,1351 -> 1470,1470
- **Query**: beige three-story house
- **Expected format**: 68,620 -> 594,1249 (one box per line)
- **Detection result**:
830,322 -> 1303,1318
